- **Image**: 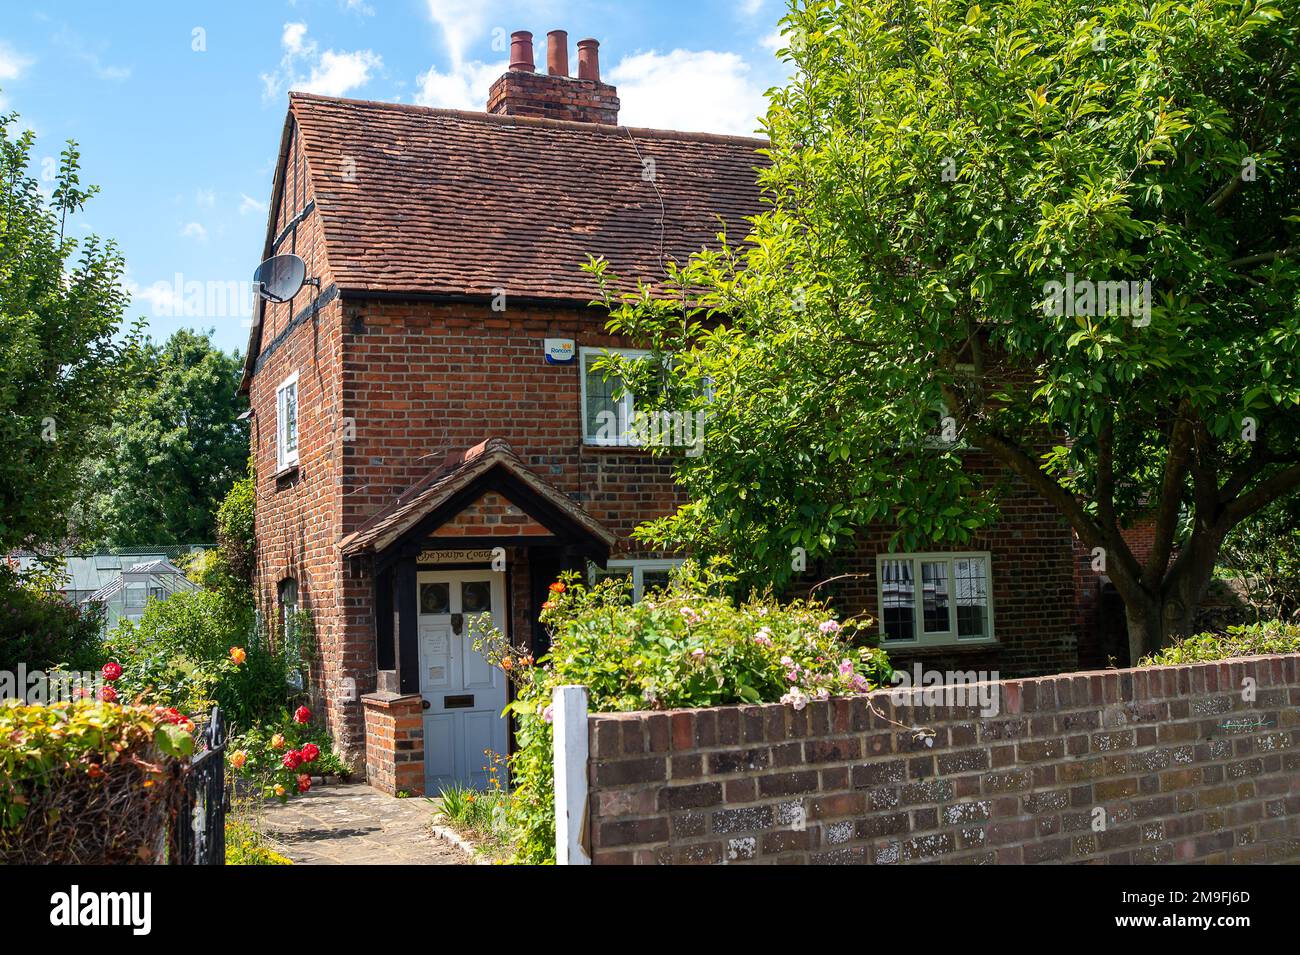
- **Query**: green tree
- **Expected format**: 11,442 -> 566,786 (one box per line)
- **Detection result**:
81,329 -> 248,546
592,0 -> 1300,659
0,106 -> 136,551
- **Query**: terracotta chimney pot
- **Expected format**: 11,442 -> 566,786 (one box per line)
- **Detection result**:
576,38 -> 600,81
547,30 -> 569,77
509,31 -> 535,72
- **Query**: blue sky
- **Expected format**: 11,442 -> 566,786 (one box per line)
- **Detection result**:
0,0 -> 790,356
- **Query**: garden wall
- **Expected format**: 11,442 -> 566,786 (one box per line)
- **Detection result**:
581,654 -> 1300,864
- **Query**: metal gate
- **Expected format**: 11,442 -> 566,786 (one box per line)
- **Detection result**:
170,706 -> 229,865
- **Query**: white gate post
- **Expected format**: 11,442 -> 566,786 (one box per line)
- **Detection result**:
552,684 -> 590,865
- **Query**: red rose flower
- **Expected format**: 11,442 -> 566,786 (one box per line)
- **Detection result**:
297,774 -> 312,793
98,685 -> 117,703
101,662 -> 122,682
282,750 -> 303,770
294,706 -> 311,724
300,743 -> 320,763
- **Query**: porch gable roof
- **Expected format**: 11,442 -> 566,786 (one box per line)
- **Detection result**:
339,438 -> 617,559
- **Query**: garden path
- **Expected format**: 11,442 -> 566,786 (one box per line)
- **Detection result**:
258,782 -> 467,865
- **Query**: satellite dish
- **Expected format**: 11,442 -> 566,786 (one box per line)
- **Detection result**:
253,253 -> 310,303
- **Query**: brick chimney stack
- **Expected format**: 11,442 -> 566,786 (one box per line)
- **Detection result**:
487,30 -> 619,125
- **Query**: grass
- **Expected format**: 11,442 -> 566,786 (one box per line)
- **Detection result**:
436,783 -> 514,861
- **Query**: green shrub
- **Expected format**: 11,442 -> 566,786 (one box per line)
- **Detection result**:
1139,621 -> 1300,666
0,700 -> 194,863
483,560 -> 892,864
104,588 -> 289,730
216,469 -> 255,586
0,565 -> 104,675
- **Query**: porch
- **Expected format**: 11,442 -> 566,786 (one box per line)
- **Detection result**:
340,438 -> 616,796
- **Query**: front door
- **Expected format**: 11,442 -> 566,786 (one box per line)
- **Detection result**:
415,570 -> 509,793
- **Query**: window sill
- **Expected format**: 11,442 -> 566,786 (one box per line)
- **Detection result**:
879,638 -> 999,655
580,439 -> 654,453
274,463 -> 300,483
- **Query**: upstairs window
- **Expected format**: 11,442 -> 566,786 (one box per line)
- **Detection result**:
877,552 -> 994,646
276,372 -> 299,471
580,347 -> 652,445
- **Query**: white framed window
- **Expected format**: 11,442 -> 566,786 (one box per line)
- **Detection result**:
580,347 -> 653,445
276,372 -> 300,471
877,552 -> 994,646
588,558 -> 683,602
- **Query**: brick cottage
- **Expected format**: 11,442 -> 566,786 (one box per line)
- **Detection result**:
240,29 -> 1110,794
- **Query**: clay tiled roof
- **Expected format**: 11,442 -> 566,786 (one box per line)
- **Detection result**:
287,92 -> 768,300
339,438 -> 618,557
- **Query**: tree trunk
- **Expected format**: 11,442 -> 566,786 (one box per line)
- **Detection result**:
1121,529 -> 1225,662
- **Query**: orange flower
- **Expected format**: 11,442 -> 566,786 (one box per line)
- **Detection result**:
228,646 -> 247,665
549,581 -> 566,594
500,657 -> 513,671
274,784 -> 286,797
87,763 -> 103,778
229,750 -> 248,770
541,600 -> 556,611
521,655 -> 533,667
270,733 -> 286,751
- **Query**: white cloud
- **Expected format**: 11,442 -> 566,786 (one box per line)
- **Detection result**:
0,42 -> 34,81
421,0 -> 494,71
299,49 -> 383,96
261,22 -> 382,100
414,59 -> 505,111
282,22 -> 312,57
179,222 -> 208,242
196,188 -> 216,208
341,0 -> 375,14
610,49 -> 769,136
239,193 -> 268,216
738,0 -> 765,14
760,30 -> 786,53
125,277 -> 179,316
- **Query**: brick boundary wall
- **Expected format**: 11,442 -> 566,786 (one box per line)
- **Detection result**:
583,655 -> 1300,864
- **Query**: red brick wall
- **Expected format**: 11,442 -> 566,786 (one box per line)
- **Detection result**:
361,693 -> 424,795
248,120 -> 358,756
583,654 -> 1300,864
797,466 -> 1078,678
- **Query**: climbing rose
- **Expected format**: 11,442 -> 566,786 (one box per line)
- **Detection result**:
228,646 -> 247,665
542,705 -> 553,724
541,600 -> 556,611
270,733 -> 286,751
297,774 -> 312,793
101,662 -> 122,682
690,648 -> 706,662
282,750 -> 303,770
819,620 -> 841,633
549,581 -> 565,594
294,706 -> 311,724
781,688 -> 808,711
839,659 -> 854,677
98,686 -> 117,703
300,743 -> 320,763
274,784 -> 286,797
753,628 -> 773,647
229,750 -> 248,770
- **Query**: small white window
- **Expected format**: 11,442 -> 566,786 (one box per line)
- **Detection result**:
580,347 -> 652,445
588,559 -> 684,602
276,372 -> 300,471
876,552 -> 993,646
